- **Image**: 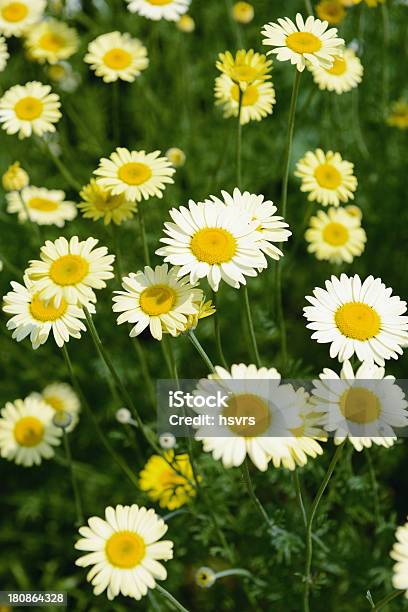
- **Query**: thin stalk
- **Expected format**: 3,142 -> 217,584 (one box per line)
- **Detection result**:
366,450 -> 381,529
304,0 -> 313,15
131,337 -> 156,407
0,252 -> 22,277
188,330 -> 215,373
236,85 -> 243,189
215,569 -> 253,580
110,224 -> 123,282
380,3 -> 390,119
112,80 -> 120,144
293,470 -> 307,530
241,458 -> 273,531
372,590 -> 403,611
211,290 -> 228,368
303,443 -> 345,612
242,285 -> 261,367
61,344 -> 139,488
155,584 -> 190,612
63,430 -> 84,525
43,141 -> 82,191
18,191 -> 41,241
138,201 -> 151,266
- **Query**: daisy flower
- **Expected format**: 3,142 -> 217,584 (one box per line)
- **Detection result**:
303,273 -> 408,365
312,360 -> 408,451
6,186 -> 77,227
391,520 -> 408,597
75,504 -> 173,601
232,2 -> 254,25
125,0 -> 191,22
387,100 -> 408,130
305,206 -> 366,264
261,13 -> 344,72
156,199 -> 267,291
216,49 -> 272,87
41,382 -> 80,432
2,160 -> 29,191
84,31 -> 148,83
79,179 -> 137,226
176,14 -> 195,32
25,18 -> 79,64
215,74 -> 276,125
166,147 -> 186,168
0,81 -> 61,139
139,450 -> 196,510
193,364 -> 303,471
295,148 -> 357,206
0,34 -> 8,70
2,276 -> 88,349
94,148 -> 175,203
208,188 -> 292,262
27,236 -> 115,307
0,0 -> 45,37
0,395 -> 62,466
316,0 -> 346,25
309,48 -> 363,94
113,264 -> 203,341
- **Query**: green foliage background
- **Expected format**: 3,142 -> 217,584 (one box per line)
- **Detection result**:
0,0 -> 407,610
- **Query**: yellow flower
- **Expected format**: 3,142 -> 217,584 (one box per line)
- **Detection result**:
139,450 -> 197,510
316,0 -> 346,24
166,147 -> 186,168
232,2 -> 254,24
216,49 -> 272,87
25,18 -> 79,64
2,161 -> 29,191
79,179 -> 137,225
387,100 -> 408,130
175,297 -> 215,335
176,14 -> 195,32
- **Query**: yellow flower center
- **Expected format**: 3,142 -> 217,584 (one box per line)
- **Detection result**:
314,163 -> 342,189
14,97 -> 43,121
14,416 -> 44,447
94,193 -> 125,211
28,197 -> 59,212
105,531 -> 146,569
44,395 -> 65,412
1,1 -> 28,23
327,57 -> 347,75
30,293 -> 68,322
147,0 -> 172,4
286,31 -> 322,54
39,32 -> 65,52
103,48 -> 132,70
190,227 -> 236,264
118,162 -> 152,185
231,83 -> 260,106
334,302 -> 381,340
222,393 -> 271,437
49,255 -> 89,286
339,387 -> 380,424
230,64 -> 259,83
322,222 -> 349,246
140,285 -> 176,316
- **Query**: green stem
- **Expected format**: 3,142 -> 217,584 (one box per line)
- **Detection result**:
18,191 -> 41,241
138,200 -> 151,266
43,141 -> 82,191
63,429 -> 84,525
293,470 -> 307,530
241,458 -> 273,531
131,336 -> 156,407
304,0 -> 313,15
215,569 -> 253,580
61,344 -> 139,488
366,450 -> 381,529
188,330 -> 215,373
211,290 -> 228,368
380,3 -> 390,119
155,584 -> 190,612
0,252 -> 22,277
242,285 -> 261,367
236,85 -> 243,189
112,80 -> 120,144
372,590 -> 403,611
303,443 -> 345,612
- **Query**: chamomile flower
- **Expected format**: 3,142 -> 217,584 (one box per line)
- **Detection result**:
156,199 -> 267,291
125,0 -> 191,22
295,149 -> 357,206
94,148 -> 175,203
2,161 -> 29,191
113,264 -> 203,341
391,520 -> 408,596
0,0 -> 45,38
193,364 -> 303,471
303,274 -> 408,365
176,14 -> 195,32
25,18 -> 79,64
316,0 -> 346,24
139,450 -> 196,510
309,49 -> 363,94
0,81 -> 61,139
2,276 -> 88,349
208,188 -> 292,261
387,100 -> 408,130
0,34 -> 8,70
305,206 -> 366,264
261,13 -> 344,72
215,74 -> 276,124
232,2 -> 254,24
41,382 -> 80,432
312,360 -> 408,451
216,49 -> 272,87
79,179 -> 137,226
166,147 -> 186,168
84,31 -> 148,83
6,186 -> 77,227
0,395 -> 61,466
75,504 -> 174,601
27,236 -> 115,307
